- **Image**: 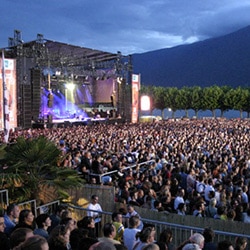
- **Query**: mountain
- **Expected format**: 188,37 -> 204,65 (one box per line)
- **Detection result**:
132,25 -> 250,88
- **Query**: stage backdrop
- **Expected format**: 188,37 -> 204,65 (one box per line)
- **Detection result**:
95,78 -> 114,103
0,58 -> 17,130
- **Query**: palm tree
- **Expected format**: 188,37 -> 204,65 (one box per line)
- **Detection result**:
0,136 -> 84,204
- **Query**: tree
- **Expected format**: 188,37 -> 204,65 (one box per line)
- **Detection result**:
177,87 -> 192,118
152,86 -> 167,119
202,85 -> 223,118
232,87 -> 249,118
0,136 -> 83,204
218,86 -> 231,117
161,87 -> 179,118
189,86 -> 202,118
242,87 -> 250,118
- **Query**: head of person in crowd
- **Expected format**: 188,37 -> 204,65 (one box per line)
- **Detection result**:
189,233 -> 204,250
142,243 -> 160,250
156,227 -> 175,250
77,216 -> 96,239
10,228 -> 34,249
4,203 -> 20,236
60,217 -> 77,232
158,228 -> 174,245
136,226 -> 156,244
128,215 -> 140,229
202,227 -> 215,243
112,211 -> 123,225
177,202 -> 187,214
16,209 -> 35,229
48,224 -> 71,250
227,209 -> 236,221
77,215 -> 95,229
15,235 -> 49,250
103,222 -> 117,239
91,194 -> 100,205
35,213 -> 51,230
235,236 -> 248,250
182,243 -> 201,250
217,240 -> 234,250
6,203 -> 20,221
89,241 -> 116,250
127,204 -> 136,215
61,209 -> 73,219
33,213 -> 51,239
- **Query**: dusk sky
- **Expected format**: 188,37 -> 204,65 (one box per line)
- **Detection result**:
2,0 -> 250,55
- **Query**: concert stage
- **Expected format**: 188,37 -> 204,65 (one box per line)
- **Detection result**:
32,117 -> 125,129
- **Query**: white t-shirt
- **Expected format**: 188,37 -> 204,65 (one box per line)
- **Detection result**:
123,228 -> 141,250
87,203 -> 103,223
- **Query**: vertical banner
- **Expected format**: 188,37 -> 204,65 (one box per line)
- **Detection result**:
131,74 -> 140,123
0,52 -> 17,142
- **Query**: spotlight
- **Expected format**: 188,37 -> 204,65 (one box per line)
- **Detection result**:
117,77 -> 123,84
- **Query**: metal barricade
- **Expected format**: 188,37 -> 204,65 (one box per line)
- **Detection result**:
0,189 -> 9,209
90,160 -> 155,184
68,203 -> 250,247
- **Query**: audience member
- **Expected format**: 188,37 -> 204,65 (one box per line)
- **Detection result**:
133,226 -> 156,250
112,211 -> 125,243
10,228 -> 34,250
157,228 -> 175,250
77,215 -> 96,239
87,194 -> 103,237
235,236 -> 248,250
202,227 -> 217,250
217,240 -> 234,250
14,209 -> 35,231
4,203 -> 20,237
123,215 -> 141,250
14,235 -> 49,250
98,222 -> 121,246
126,204 -> 143,230
47,224 -> 71,250
34,213 -> 51,239
0,212 -> 10,249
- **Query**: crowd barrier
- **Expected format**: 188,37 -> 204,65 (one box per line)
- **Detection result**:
89,159 -> 155,184
68,203 -> 250,247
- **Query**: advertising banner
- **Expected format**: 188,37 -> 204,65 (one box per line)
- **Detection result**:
0,55 -> 17,141
131,74 -> 140,123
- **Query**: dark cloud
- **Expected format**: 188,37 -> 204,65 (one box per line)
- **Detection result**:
1,0 -> 250,54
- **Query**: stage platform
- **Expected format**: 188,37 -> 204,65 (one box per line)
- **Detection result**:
32,117 -> 125,129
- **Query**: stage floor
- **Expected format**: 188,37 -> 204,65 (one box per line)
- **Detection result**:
32,117 -> 124,129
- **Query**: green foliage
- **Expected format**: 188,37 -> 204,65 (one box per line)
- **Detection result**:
0,136 -> 83,203
139,83 -> 250,118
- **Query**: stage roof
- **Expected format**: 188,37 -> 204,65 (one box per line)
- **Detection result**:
43,39 -> 119,63
5,39 -> 120,69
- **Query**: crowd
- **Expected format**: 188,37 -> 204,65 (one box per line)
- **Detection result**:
1,118 -> 250,249
0,196 -> 248,250
5,119 -> 250,219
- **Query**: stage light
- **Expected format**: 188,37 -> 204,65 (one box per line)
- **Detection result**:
55,71 -> 61,76
117,77 -> 123,84
65,83 -> 75,91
